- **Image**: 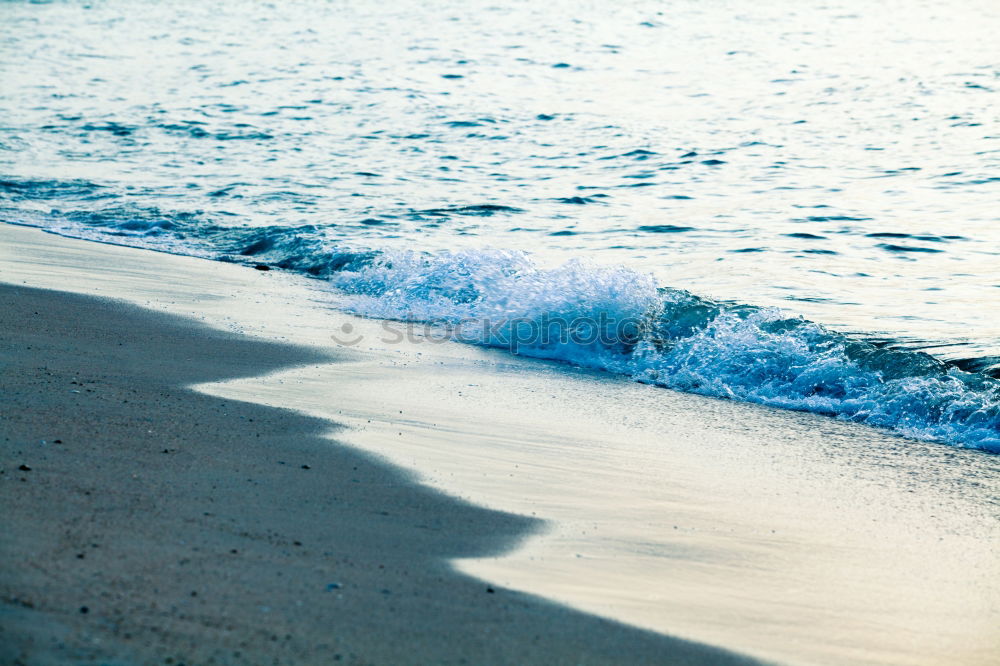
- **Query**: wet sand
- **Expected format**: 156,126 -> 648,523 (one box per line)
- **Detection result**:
0,282 -> 755,665
2,224 -> 999,666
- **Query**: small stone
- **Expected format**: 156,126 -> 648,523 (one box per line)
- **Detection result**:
18,464 -> 31,472
79,606 -> 89,614
301,464 -> 311,470
486,587 -> 495,594
253,264 -> 270,271
53,439 -> 62,444
325,582 -> 342,591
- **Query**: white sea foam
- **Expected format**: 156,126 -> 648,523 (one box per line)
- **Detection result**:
332,248 -> 1000,452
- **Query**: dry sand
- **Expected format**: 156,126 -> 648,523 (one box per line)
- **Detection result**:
0,283 -> 756,665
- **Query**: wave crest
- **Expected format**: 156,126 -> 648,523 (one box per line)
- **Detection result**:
332,249 -> 1000,451
6,201 -> 998,451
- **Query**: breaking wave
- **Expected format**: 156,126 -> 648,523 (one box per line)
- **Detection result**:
331,249 -> 1000,452
4,199 -> 998,452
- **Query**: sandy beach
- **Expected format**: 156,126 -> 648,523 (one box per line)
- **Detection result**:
0,280 -> 754,665
2,224 -> 998,666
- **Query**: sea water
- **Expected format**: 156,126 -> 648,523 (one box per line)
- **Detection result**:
1,0 -> 998,449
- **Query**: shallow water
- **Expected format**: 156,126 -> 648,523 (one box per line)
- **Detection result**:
2,0 -> 998,448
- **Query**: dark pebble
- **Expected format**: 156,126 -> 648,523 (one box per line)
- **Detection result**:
254,264 -> 270,271
301,464 -> 311,470
18,464 -> 31,471
486,587 -> 495,593
79,606 -> 89,614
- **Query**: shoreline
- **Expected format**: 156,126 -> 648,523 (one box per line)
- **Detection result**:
2,223 -> 998,666
0,283 -> 753,665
